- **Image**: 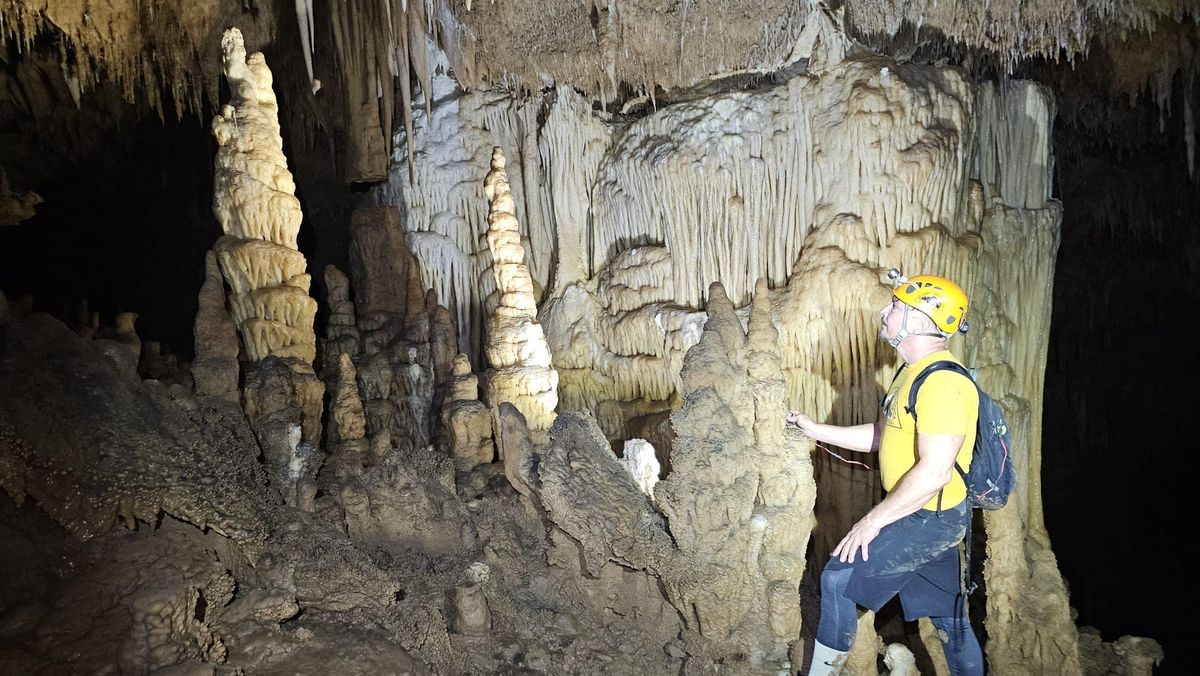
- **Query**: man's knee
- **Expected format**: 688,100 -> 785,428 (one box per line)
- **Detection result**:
820,561 -> 854,595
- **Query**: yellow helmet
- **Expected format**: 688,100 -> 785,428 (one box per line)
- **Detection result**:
890,272 -> 969,336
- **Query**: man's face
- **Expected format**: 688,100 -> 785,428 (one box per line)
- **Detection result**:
879,298 -> 904,342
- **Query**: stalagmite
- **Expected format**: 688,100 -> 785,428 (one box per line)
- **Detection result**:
618,439 -> 660,499
95,311 -> 141,379
192,251 -> 240,403
375,79 -> 559,359
322,265 -> 361,356
327,353 -> 369,478
210,27 -> 318,366
343,205 -> 455,457
441,353 -> 495,471
480,147 -> 558,432
532,279 -> 816,670
656,281 -> 815,667
883,643 -> 918,676
844,610 -> 882,675
210,27 -> 324,503
494,402 -> 534,499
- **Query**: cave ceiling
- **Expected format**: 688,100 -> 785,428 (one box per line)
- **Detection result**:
1,1 -> 1198,184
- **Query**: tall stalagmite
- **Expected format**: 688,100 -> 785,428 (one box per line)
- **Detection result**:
211,27 -> 317,366
480,147 -> 558,432
210,27 -> 324,503
655,280 -> 816,669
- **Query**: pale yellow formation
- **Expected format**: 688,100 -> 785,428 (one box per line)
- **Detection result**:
481,147 -> 558,430
211,28 -> 317,365
541,245 -> 705,439
441,354 -> 495,471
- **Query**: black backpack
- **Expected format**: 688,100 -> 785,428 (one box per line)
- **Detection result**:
906,361 -> 1016,511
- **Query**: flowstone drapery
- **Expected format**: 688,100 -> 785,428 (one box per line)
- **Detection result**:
367,47 -> 1145,671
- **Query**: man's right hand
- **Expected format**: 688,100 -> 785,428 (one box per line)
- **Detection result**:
786,410 -> 817,437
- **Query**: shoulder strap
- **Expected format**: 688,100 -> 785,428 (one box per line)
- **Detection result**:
905,360 -> 973,421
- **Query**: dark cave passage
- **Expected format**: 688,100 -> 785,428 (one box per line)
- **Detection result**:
1042,79 -> 1199,673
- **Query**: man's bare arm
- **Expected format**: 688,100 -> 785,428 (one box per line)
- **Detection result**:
785,413 -> 883,454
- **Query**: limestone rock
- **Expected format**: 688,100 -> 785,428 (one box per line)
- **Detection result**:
22,520 -> 233,674
0,313 -> 271,550
450,585 -> 491,637
494,402 -> 534,499
536,412 -> 674,577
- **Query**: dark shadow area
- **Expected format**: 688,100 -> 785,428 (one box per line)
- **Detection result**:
0,108 -> 218,356
1042,72 -> 1198,675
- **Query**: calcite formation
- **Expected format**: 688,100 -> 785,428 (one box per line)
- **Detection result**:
441,354 -> 495,471
532,279 -> 816,670
374,76 -> 560,359
210,27 -> 317,366
480,147 -> 558,431
240,357 -> 326,503
368,45 -> 1129,672
324,353 -> 370,479
0,6 -> 1176,673
208,27 -> 325,504
331,205 -> 459,458
654,281 -> 815,668
192,251 -> 240,403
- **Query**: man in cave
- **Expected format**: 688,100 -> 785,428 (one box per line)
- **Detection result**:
786,273 -> 983,676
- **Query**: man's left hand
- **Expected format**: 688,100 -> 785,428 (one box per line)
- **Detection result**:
833,515 -> 882,563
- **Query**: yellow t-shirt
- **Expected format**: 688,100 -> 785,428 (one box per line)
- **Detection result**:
879,350 -> 978,511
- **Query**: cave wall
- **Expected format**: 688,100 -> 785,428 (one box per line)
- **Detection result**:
368,29 -> 1089,668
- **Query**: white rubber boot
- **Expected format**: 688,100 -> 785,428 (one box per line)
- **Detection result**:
807,640 -> 849,676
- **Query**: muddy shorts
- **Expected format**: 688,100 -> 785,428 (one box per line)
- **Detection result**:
826,499 -> 969,620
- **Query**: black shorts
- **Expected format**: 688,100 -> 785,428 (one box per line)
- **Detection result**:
826,499 -> 969,620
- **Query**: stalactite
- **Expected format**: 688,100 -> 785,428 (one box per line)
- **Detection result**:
0,0 -> 274,118
294,0 -> 319,94
320,0 -> 479,182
